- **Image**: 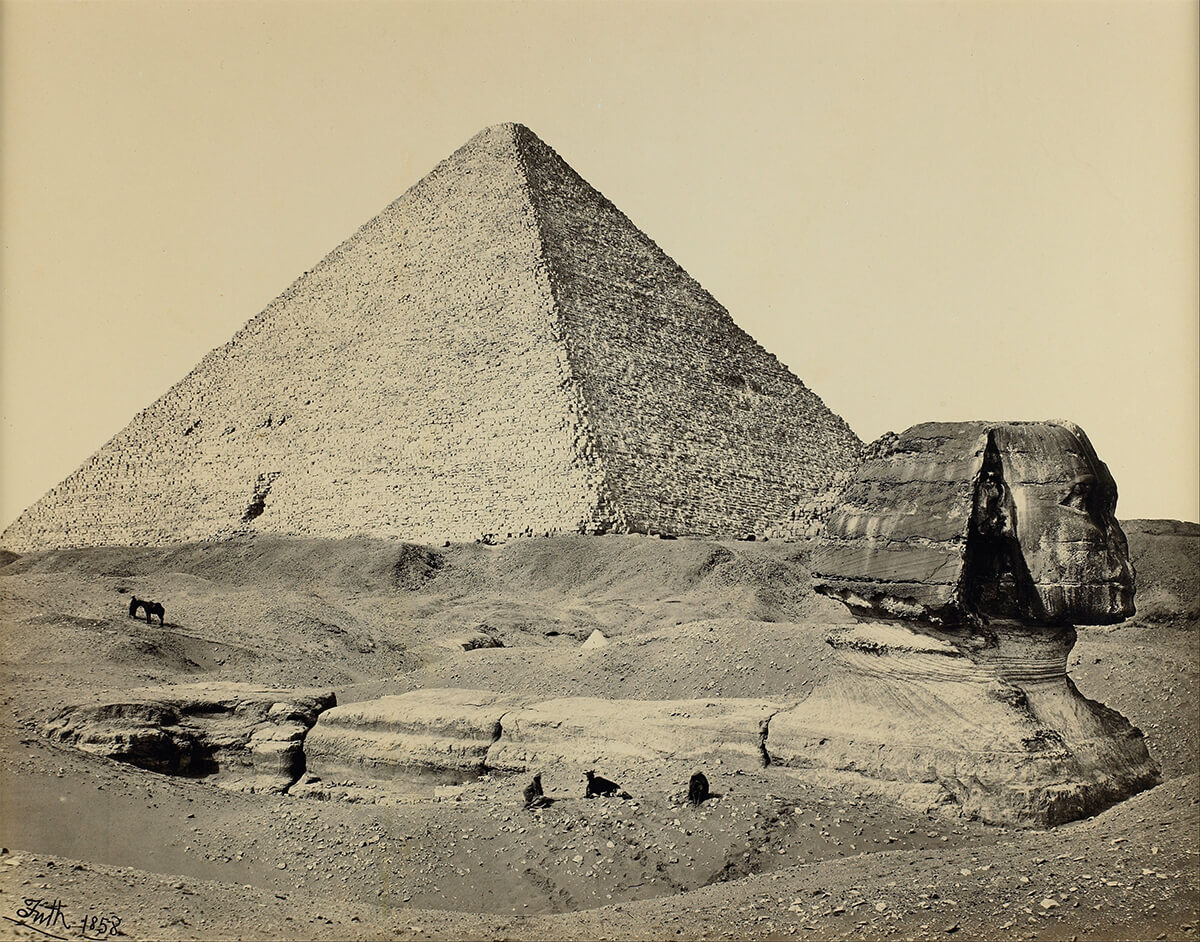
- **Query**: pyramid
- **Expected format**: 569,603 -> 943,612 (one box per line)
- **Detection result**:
3,124 -> 861,552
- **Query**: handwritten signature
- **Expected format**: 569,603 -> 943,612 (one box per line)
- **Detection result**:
3,898 -> 122,940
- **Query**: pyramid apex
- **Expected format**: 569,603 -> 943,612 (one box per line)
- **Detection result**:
474,121 -> 535,139
456,124 -> 549,160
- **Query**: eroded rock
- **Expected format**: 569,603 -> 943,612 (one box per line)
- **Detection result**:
811,421 -> 1134,627
437,634 -> 505,653
301,689 -> 785,790
303,689 -> 523,785
766,622 -> 1158,826
45,682 -> 335,793
486,696 -> 782,772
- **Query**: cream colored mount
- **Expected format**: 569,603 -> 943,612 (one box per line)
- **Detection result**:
2,123 -> 860,553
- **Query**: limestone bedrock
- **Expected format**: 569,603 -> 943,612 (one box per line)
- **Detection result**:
767,621 -> 1159,826
302,690 -> 784,787
44,683 -> 336,794
793,420 -> 1158,826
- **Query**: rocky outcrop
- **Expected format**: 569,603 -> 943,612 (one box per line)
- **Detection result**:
303,689 -> 522,785
1123,518 -> 1200,622
437,634 -> 505,653
302,689 -> 785,789
292,662 -> 1156,825
45,683 -> 335,793
811,421 -> 1134,627
486,696 -> 782,772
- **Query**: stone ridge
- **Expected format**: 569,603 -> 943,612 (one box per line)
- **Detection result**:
507,126 -> 627,533
3,123 -> 861,551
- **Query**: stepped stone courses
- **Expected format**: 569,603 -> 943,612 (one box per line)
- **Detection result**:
2,123 -> 860,552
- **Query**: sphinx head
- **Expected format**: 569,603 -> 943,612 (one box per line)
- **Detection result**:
812,421 -> 1134,628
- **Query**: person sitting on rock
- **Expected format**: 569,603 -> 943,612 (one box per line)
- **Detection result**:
585,769 -> 629,799
523,773 -> 551,809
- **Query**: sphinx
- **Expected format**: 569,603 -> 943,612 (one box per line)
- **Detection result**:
769,421 -> 1159,826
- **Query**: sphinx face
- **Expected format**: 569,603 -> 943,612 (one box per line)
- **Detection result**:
988,422 -> 1134,625
811,420 -> 1135,628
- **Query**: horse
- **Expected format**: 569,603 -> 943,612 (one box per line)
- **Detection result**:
129,596 -> 165,626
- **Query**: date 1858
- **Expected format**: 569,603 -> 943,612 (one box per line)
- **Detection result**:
4,898 -> 122,940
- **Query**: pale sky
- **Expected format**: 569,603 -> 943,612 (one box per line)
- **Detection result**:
2,0 -> 1197,527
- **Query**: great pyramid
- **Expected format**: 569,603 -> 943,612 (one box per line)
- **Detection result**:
3,124 -> 861,552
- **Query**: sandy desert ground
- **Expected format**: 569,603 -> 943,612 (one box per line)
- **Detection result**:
0,521 -> 1196,941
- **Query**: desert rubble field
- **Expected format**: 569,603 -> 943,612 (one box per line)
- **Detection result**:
0,521 -> 1196,941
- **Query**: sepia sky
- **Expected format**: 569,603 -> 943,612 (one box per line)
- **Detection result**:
1,0 -> 1196,527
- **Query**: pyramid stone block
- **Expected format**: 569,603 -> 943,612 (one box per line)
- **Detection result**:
3,124 -> 861,552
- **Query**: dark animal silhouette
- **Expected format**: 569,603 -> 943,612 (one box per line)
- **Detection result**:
129,596 -> 165,626
585,769 -> 628,799
523,774 -> 551,809
687,771 -> 710,807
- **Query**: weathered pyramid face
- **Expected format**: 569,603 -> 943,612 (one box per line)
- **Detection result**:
3,124 -> 861,552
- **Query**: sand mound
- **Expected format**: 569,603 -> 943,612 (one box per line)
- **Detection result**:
1124,519 -> 1200,622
